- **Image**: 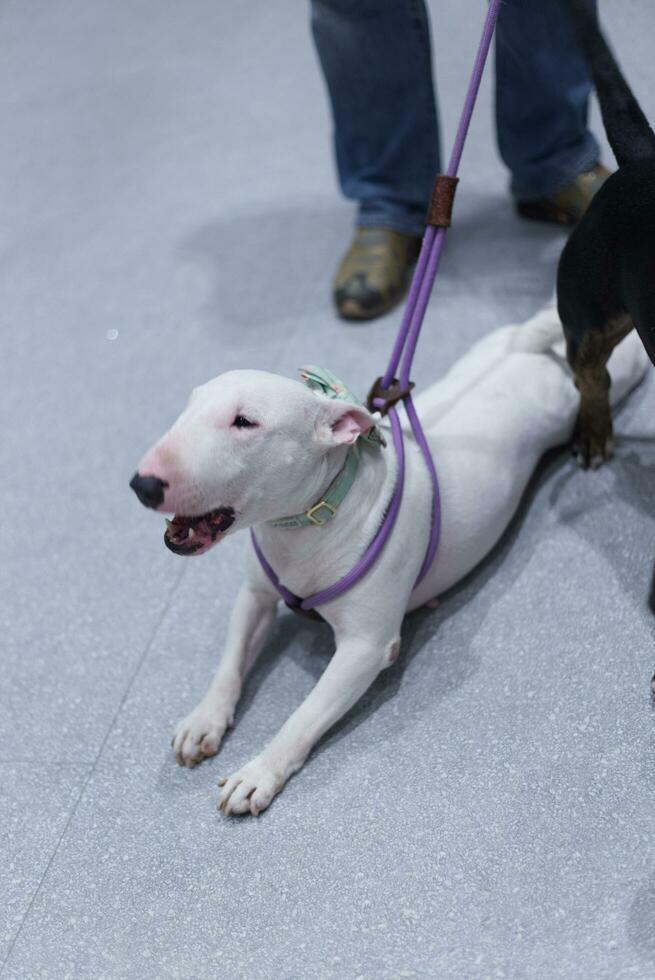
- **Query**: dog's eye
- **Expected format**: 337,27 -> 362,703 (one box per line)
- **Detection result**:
232,415 -> 257,429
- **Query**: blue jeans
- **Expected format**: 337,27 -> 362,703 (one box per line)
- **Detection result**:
311,0 -> 600,235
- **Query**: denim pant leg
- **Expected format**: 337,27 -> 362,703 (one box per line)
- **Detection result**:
496,0 -> 601,200
310,0 -> 440,236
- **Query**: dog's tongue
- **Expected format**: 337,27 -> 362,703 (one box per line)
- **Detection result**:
164,508 -> 235,556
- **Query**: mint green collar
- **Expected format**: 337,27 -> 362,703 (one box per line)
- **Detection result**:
268,447 -> 360,528
268,365 -> 384,530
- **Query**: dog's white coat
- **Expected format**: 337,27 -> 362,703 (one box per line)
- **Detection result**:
159,303 -> 647,815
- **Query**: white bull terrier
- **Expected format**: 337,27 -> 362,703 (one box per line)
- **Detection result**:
130,302 -> 647,815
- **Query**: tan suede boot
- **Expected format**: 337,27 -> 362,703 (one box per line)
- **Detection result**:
516,163 -> 612,226
333,227 -> 422,321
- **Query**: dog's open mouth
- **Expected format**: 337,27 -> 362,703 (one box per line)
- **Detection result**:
163,506 -> 235,556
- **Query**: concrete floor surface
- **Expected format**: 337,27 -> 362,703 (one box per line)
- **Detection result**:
1,1 -> 654,977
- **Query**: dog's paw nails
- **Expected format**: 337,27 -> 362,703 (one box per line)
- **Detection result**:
171,704 -> 231,767
589,444 -> 613,470
217,757 -> 282,817
573,448 -> 591,470
572,431 -> 613,470
200,734 -> 221,755
217,776 -> 243,814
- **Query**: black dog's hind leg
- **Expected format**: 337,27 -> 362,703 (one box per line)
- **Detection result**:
567,314 -> 633,469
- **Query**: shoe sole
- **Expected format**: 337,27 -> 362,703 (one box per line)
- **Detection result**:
337,296 -> 398,321
516,199 -> 579,227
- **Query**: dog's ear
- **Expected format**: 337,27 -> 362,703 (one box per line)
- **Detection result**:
315,399 -> 377,446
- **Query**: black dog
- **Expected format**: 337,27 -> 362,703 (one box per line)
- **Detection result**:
556,0 -> 655,467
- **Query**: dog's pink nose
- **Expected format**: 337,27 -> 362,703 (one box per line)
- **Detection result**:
129,473 -> 168,510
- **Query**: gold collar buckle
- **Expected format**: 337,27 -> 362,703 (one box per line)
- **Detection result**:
306,500 -> 337,526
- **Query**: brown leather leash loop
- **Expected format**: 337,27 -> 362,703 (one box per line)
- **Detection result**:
426,174 -> 459,227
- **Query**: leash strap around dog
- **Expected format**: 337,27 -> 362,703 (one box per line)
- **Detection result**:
252,0 -> 503,614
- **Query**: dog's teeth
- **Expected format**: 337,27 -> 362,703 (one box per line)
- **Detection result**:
187,527 -> 195,539
165,519 -> 174,530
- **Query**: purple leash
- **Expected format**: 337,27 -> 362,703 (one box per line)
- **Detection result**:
253,0 -> 502,614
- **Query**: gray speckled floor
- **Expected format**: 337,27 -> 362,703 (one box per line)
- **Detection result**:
1,1 -> 655,977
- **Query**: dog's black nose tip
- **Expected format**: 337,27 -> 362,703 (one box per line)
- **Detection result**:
129,472 -> 168,509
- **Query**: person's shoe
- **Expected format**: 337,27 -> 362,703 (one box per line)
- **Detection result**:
515,163 -> 612,226
333,227 -> 422,321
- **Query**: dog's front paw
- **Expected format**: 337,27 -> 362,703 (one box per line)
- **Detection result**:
171,702 -> 233,767
217,756 -> 285,816
573,415 -> 614,470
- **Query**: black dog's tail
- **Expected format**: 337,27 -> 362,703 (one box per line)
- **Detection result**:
560,0 -> 655,166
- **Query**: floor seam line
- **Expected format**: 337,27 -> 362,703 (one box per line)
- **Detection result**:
0,760 -> 93,767
0,563 -> 187,976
